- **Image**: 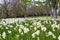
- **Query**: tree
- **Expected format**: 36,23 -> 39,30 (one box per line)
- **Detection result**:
46,0 -> 60,19
2,0 -> 9,18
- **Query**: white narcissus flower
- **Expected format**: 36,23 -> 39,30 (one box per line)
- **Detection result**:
32,30 -> 40,38
19,25 -> 24,29
37,26 -> 40,28
33,22 -> 37,25
0,21 -> 7,26
37,22 -> 42,26
19,29 -> 22,33
54,21 -> 57,24
35,30 -> 40,35
41,26 -> 46,32
21,32 -> 24,35
48,31 -> 53,35
58,35 -> 60,40
8,30 -> 11,34
34,27 -> 37,31
37,22 -> 40,25
23,27 -> 29,33
5,27 -> 8,29
52,24 -> 60,31
52,34 -> 56,39
46,31 -> 56,39
45,20 -> 48,24
30,25 -> 33,28
14,28 -> 17,30
25,23 -> 29,26
16,23 -> 19,26
56,24 -> 60,29
2,32 -> 6,39
52,19 -> 55,21
52,27 -> 55,31
16,35 -> 19,37
37,22 -> 41,28
51,24 -> 56,31
32,33 -> 35,38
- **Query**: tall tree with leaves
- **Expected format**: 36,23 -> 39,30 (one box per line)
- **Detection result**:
22,0 -> 32,17
3,0 -> 9,18
46,0 -> 60,19
22,0 -> 28,17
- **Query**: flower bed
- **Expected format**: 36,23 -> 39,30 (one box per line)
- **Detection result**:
0,19 -> 60,40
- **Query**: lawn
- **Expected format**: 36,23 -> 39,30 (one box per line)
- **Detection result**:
0,18 -> 60,40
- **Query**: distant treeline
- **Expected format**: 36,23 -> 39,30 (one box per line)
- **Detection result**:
0,0 -> 60,18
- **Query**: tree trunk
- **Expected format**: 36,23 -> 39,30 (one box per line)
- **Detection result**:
50,7 -> 53,18
24,6 -> 27,18
52,0 -> 57,19
52,8 -> 57,19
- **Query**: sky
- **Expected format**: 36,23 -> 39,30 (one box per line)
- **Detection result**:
0,0 -> 3,4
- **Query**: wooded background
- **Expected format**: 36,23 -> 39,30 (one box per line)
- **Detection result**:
0,0 -> 60,18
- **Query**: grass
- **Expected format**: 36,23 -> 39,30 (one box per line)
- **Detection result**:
28,16 -> 50,18
28,16 -> 60,18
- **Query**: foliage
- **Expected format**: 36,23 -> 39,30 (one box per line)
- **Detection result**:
0,0 -> 60,18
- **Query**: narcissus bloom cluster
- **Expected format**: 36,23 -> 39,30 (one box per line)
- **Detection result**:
0,19 -> 60,40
